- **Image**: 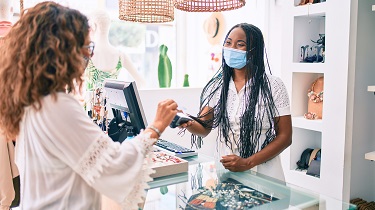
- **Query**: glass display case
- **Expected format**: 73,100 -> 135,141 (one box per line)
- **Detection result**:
144,155 -> 356,210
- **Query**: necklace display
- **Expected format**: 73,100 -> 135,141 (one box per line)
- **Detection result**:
307,79 -> 323,103
304,77 -> 324,120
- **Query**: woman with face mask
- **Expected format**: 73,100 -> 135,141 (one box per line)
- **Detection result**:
182,23 -> 292,181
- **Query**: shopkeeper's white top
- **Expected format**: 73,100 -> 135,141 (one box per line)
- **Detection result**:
208,75 -> 291,181
15,93 -> 155,210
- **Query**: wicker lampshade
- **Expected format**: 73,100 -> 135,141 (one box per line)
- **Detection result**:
119,0 -> 175,23
20,0 -> 23,12
174,0 -> 246,12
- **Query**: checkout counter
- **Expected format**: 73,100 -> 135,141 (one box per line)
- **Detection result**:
138,88 -> 356,210
144,154 -> 356,210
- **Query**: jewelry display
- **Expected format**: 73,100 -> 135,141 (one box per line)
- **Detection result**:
180,178 -> 278,210
304,112 -> 318,120
307,85 -> 323,103
304,76 -> 324,120
196,163 -> 203,189
150,151 -> 188,178
87,87 -> 108,131
299,34 -> 325,63
152,152 -> 183,164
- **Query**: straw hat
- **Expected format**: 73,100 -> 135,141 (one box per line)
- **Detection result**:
203,12 -> 226,45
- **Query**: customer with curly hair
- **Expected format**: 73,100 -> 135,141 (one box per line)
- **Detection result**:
182,23 -> 292,181
0,0 -> 20,209
0,2 -> 177,209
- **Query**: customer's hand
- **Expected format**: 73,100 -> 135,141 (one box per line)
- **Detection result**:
220,154 -> 252,172
146,99 -> 178,138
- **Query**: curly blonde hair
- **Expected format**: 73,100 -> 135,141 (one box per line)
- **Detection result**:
0,2 -> 90,140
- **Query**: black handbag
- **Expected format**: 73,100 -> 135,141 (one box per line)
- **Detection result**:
7,142 -> 20,208
296,148 -> 314,170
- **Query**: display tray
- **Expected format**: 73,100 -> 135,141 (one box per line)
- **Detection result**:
183,178 -> 279,210
150,151 -> 188,179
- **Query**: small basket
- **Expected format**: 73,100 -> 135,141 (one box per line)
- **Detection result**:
174,0 -> 246,12
119,0 -> 175,23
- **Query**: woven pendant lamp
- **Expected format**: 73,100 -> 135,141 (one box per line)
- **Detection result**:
119,0 -> 175,23
174,0 -> 246,12
20,0 -> 23,12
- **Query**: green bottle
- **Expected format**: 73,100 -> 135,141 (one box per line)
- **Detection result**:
158,44 -> 172,88
183,74 -> 189,87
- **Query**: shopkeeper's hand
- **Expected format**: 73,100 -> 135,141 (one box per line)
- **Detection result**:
220,154 -> 252,172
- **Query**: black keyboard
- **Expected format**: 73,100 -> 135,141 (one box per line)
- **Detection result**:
154,139 -> 198,158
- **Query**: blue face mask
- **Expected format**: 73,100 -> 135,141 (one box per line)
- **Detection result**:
223,47 -> 248,69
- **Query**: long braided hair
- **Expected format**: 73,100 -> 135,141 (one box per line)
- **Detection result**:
192,23 -> 279,158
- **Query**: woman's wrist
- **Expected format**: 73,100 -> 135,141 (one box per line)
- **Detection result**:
145,122 -> 165,139
246,155 -> 257,169
146,125 -> 162,138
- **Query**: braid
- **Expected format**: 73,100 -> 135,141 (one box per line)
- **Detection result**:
191,23 -> 279,158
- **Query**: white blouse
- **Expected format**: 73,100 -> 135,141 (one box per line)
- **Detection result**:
15,93 -> 155,210
207,75 -> 291,181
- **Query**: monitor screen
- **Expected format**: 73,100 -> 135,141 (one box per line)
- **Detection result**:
104,79 -> 147,142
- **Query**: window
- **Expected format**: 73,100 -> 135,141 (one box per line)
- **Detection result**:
23,0 -> 177,89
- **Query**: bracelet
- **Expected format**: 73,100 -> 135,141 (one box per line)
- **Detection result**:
147,125 -> 162,137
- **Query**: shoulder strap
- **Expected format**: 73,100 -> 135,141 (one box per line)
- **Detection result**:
7,142 -> 14,178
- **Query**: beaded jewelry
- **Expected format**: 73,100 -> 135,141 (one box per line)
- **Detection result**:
304,112 -> 318,120
152,152 -> 181,163
307,79 -> 323,103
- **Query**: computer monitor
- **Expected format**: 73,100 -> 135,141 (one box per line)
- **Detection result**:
103,79 -> 148,142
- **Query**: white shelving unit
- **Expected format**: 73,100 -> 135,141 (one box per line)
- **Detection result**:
281,0 -> 375,203
366,87 -> 375,161
365,151 -> 375,161
367,86 -> 375,92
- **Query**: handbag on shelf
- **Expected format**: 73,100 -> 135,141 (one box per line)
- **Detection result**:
7,142 -> 20,208
306,149 -> 321,177
304,76 -> 324,120
296,148 -> 313,170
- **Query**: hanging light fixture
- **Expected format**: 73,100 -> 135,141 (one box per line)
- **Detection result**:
174,0 -> 246,12
20,0 -> 24,13
119,0 -> 175,23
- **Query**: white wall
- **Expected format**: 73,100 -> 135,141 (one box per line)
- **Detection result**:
346,0 -> 375,201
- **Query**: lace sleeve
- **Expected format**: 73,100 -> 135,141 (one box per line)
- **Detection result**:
270,76 -> 291,116
73,134 -> 120,185
74,131 -> 156,210
119,132 -> 156,209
